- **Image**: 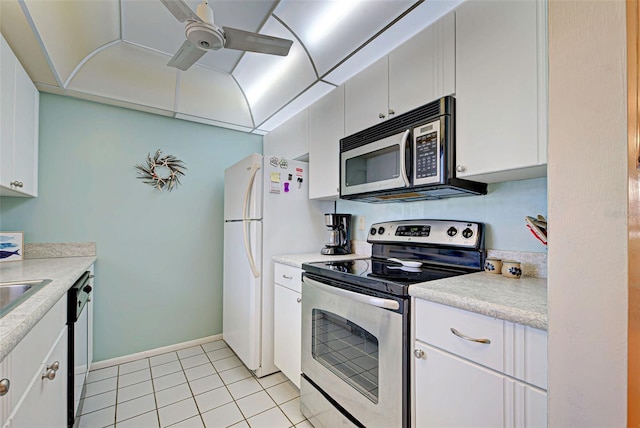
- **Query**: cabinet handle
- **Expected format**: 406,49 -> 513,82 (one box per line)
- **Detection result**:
42,369 -> 56,381
282,275 -> 293,280
296,297 -> 302,303
378,113 -> 386,119
388,109 -> 395,116
47,361 -> 60,372
0,378 -> 9,396
455,165 -> 466,173
9,181 -> 23,188
413,349 -> 425,359
450,328 -> 491,344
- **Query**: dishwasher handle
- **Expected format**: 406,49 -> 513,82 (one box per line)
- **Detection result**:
303,276 -> 400,311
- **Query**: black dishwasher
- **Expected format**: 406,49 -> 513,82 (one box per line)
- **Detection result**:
67,271 -> 92,428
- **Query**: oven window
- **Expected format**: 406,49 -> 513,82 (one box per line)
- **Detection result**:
345,145 -> 400,187
311,309 -> 379,403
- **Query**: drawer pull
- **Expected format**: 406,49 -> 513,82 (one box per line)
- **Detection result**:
282,275 -> 293,280
47,361 -> 60,372
450,328 -> 491,344
42,369 -> 56,381
0,378 -> 9,396
296,297 -> 302,303
413,349 -> 425,359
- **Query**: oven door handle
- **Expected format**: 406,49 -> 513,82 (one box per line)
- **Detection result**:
304,277 -> 400,310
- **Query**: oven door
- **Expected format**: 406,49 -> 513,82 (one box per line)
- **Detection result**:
301,275 -> 405,428
340,130 -> 410,197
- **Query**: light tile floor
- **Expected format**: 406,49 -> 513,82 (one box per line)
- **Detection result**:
77,339 -> 312,428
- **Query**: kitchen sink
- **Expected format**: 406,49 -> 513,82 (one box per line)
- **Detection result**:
0,279 -> 52,318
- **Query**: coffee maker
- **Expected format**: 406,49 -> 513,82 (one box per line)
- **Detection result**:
321,213 -> 352,255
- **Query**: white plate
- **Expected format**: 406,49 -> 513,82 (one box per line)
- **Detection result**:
387,258 -> 423,268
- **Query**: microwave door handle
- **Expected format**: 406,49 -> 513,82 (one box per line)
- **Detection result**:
304,277 -> 400,310
400,129 -> 410,187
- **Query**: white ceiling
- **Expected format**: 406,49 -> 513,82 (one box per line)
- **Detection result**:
0,0 -> 462,134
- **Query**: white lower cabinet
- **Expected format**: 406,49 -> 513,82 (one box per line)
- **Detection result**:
1,297 -> 67,428
9,328 -> 67,428
413,299 -> 547,428
273,263 -> 302,388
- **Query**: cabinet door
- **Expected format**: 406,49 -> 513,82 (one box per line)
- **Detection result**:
344,56 -> 388,136
263,109 -> 309,161
455,0 -> 547,182
523,385 -> 547,427
414,341 -> 506,428
273,284 -> 301,388
389,11 -> 455,116
309,85 -> 344,200
0,36 -> 16,188
12,61 -> 38,196
10,328 -> 67,428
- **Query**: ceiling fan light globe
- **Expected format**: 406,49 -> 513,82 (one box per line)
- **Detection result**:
185,22 -> 224,51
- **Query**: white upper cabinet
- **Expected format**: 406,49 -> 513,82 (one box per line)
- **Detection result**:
263,108 -> 309,161
455,0 -> 548,183
309,85 -> 344,200
344,56 -> 389,136
344,11 -> 455,137
1,35 -> 39,197
388,11 -> 455,117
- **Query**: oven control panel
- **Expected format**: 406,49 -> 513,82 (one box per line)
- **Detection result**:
367,220 -> 482,248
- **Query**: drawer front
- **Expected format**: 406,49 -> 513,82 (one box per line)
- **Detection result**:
274,263 -> 302,293
414,299 -> 504,372
10,297 -> 66,406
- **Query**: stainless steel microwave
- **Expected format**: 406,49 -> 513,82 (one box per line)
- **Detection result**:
339,96 -> 487,202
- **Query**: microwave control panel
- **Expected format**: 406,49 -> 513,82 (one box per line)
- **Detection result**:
413,119 -> 441,186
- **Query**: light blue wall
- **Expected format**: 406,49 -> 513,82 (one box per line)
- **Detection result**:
338,177 -> 547,252
0,94 -> 262,361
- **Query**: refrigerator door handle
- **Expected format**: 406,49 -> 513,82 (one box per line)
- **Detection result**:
243,163 -> 261,278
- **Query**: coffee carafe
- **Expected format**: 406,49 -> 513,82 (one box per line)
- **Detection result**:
321,214 -> 352,255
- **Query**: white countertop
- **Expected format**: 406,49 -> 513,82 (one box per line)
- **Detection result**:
0,256 -> 96,362
409,272 -> 547,330
273,252 -> 369,268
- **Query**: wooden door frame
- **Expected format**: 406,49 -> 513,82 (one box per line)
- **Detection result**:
628,0 -> 640,426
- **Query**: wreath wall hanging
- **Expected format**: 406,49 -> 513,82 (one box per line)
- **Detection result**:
135,150 -> 187,191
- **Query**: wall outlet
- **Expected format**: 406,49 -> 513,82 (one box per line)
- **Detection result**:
358,216 -> 366,231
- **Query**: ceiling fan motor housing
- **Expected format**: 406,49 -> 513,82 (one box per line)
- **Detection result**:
185,22 -> 224,51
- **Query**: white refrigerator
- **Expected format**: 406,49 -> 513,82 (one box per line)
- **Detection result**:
223,153 -> 331,377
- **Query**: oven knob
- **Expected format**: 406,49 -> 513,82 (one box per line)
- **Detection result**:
83,285 -> 92,293
446,227 -> 458,237
370,227 -> 377,235
462,228 -> 474,239
378,227 -> 385,235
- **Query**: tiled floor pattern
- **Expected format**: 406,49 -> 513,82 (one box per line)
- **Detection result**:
77,339 -> 312,428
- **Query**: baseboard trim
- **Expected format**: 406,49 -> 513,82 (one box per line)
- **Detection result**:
90,334 -> 223,370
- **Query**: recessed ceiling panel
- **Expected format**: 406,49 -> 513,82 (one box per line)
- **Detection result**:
67,42 -> 178,111
176,64 -> 253,128
23,0 -> 120,85
324,0 -> 463,85
122,0 -> 277,73
274,0 -> 413,77
0,0 -> 58,86
233,17 -> 316,126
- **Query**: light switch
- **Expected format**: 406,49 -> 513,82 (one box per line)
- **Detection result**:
358,216 -> 366,231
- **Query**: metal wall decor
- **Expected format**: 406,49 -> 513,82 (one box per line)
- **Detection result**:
135,150 -> 186,191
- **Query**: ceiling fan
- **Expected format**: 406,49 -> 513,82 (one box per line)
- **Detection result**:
160,0 -> 294,71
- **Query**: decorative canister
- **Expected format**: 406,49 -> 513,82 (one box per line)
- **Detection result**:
501,260 -> 522,278
484,258 -> 502,274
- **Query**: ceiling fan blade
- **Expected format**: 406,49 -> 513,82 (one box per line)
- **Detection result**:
222,27 -> 293,56
167,40 -> 207,71
160,0 -> 202,23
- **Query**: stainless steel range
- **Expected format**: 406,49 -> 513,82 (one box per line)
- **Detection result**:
300,219 -> 485,428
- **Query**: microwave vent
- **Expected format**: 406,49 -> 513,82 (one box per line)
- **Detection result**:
341,96 -> 453,152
